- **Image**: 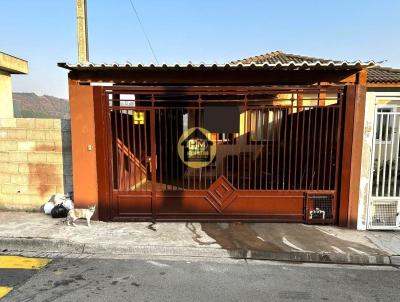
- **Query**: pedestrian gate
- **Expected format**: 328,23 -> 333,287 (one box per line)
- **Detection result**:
368,102 -> 400,229
102,86 -> 344,222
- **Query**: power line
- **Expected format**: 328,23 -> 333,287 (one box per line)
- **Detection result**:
127,0 -> 159,64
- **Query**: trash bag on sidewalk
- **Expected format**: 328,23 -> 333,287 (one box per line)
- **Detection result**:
62,198 -> 74,211
51,204 -> 69,218
42,192 -> 74,216
54,193 -> 66,205
66,191 -> 74,202
43,202 -> 55,215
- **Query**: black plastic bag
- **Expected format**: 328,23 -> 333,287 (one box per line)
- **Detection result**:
51,204 -> 69,218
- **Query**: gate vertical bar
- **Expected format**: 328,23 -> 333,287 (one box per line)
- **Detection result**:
323,107 -> 330,190
328,107 -> 335,189
277,109 -> 282,189
119,102 -> 125,190
282,107 -> 288,190
300,101 -> 305,189
254,109 -> 258,189
169,109 -> 174,190
305,107 -> 311,190
150,95 -> 157,220
271,109 -> 275,190
248,110 -> 252,189
294,97 -> 300,189
113,98 -> 120,191
158,109 -> 163,190
131,109 -> 137,191
317,106 -> 324,189
137,108 -> 143,191
288,96 -> 294,189
164,108 -> 169,190
381,113 -> 390,196
376,111 -> 384,196
265,108 -> 270,189
388,113 -> 395,196
259,110 -> 264,190
393,114 -> 399,195
144,110 -> 149,192
126,109 -> 132,191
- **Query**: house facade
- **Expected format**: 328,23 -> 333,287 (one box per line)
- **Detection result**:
59,51 -> 372,227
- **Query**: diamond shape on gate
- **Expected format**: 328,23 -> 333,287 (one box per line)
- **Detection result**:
208,176 -> 237,209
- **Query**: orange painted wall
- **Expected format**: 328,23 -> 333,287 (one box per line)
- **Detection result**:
69,82 -> 99,218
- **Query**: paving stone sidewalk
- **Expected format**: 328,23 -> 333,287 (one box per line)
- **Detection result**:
0,211 -> 399,265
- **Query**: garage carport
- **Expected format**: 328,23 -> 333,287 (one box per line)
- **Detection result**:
59,55 -> 372,227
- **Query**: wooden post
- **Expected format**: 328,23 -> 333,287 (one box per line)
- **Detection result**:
338,69 -> 367,227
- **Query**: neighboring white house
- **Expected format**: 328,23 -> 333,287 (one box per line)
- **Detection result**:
358,67 -> 400,230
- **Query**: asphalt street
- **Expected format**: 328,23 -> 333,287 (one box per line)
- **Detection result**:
0,255 -> 50,300
1,256 -> 400,302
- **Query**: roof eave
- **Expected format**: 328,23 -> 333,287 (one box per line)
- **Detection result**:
58,62 -> 375,72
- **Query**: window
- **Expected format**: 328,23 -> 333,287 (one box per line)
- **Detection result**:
249,110 -> 282,142
204,106 -> 240,133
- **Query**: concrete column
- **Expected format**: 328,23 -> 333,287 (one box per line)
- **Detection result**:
338,70 -> 367,228
0,71 -> 14,118
77,0 -> 89,64
69,81 -> 99,219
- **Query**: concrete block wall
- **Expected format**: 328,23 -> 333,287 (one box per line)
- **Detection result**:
0,118 -> 72,211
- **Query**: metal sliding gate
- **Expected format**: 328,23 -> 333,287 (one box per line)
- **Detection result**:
104,86 -> 344,222
368,103 -> 400,229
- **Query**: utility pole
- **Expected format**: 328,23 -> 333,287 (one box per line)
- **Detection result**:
76,0 -> 89,64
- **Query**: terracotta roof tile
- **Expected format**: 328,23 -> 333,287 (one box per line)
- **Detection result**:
367,67 -> 400,83
233,51 -> 400,84
231,50 -> 343,65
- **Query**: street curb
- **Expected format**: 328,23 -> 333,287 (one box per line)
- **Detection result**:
0,237 -> 84,254
390,255 -> 400,266
0,237 -> 394,266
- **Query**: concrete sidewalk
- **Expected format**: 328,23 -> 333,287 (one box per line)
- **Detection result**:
0,211 -> 399,266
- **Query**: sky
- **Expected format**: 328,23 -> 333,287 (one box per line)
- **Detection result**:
1,0 -> 400,99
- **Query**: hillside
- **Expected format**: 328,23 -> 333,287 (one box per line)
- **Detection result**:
13,93 -> 70,119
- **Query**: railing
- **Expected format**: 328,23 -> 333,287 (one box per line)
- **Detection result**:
371,106 -> 400,197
